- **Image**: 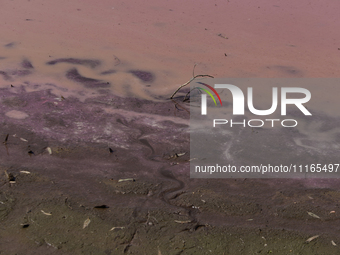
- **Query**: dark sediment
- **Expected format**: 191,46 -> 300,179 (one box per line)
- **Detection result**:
22,59 -> 34,69
0,71 -> 10,80
10,69 -> 32,77
46,58 -> 101,69
66,68 -> 110,88
101,69 -> 116,75
129,70 -> 154,82
4,42 -> 16,48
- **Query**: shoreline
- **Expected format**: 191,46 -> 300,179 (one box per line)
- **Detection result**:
0,85 -> 340,254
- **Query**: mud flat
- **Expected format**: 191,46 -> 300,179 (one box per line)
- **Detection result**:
1,0 -> 340,254
0,83 -> 339,255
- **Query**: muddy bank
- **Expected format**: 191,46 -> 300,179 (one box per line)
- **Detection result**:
0,86 -> 340,254
1,0 -> 340,253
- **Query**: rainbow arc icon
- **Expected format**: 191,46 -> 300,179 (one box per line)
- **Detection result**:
196,82 -> 223,106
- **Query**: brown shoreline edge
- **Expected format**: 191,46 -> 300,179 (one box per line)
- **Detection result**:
1,85 -> 340,254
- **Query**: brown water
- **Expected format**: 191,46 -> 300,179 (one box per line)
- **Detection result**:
1,0 -> 340,101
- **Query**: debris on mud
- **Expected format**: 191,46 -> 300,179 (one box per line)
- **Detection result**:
94,205 -> 109,209
41,210 -> 52,216
83,218 -> 91,229
307,211 -> 321,219
4,170 -> 16,183
118,178 -> 135,183
306,235 -> 319,243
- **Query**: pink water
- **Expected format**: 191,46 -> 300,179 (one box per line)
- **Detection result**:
1,0 -> 340,100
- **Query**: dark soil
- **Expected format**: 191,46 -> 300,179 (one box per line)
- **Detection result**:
0,85 -> 339,255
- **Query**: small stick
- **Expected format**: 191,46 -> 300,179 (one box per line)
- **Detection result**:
170,64 -> 214,99
171,99 -> 189,114
3,134 -> 9,156
183,87 -> 202,102
3,134 -> 9,144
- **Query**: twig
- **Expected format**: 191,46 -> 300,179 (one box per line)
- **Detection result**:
193,63 -> 197,77
3,134 -> 9,156
171,99 -> 189,114
183,87 -> 202,102
170,64 -> 214,99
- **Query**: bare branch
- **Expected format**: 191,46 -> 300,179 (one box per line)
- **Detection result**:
192,63 -> 197,77
170,72 -> 214,99
171,99 -> 189,113
183,87 -> 201,102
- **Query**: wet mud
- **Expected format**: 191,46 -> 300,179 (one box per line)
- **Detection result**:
0,84 -> 340,254
1,0 -> 340,254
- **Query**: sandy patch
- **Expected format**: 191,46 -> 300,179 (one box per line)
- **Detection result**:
5,110 -> 29,119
